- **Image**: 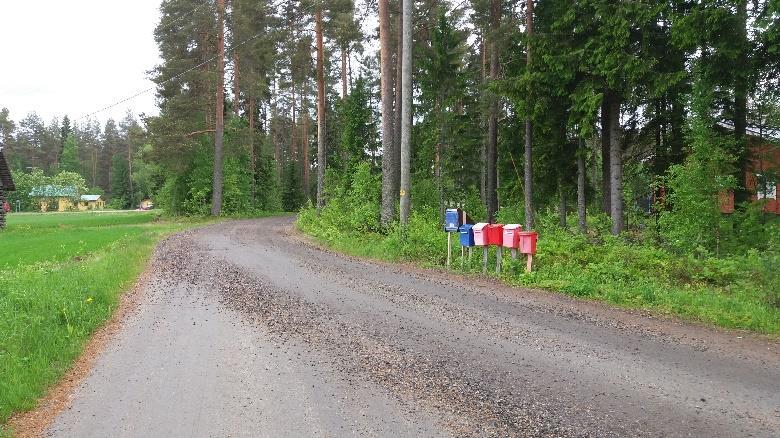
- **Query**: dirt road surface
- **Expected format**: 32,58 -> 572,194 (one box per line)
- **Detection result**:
46,217 -> 779,437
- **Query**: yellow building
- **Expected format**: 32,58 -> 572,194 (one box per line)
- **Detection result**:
30,185 -> 78,212
31,186 -> 105,212
79,195 -> 105,210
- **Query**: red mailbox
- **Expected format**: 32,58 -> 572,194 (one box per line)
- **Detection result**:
502,224 -> 522,248
472,222 -> 489,246
486,224 -> 504,246
518,231 -> 538,255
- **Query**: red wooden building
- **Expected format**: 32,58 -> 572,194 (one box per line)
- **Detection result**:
719,123 -> 779,215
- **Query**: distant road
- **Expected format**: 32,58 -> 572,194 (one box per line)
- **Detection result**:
47,217 -> 779,437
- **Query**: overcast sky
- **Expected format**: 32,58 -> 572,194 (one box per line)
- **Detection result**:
0,0 -> 162,125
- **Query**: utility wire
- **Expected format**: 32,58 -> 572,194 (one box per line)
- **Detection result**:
155,1 -> 214,34
76,0 -> 319,121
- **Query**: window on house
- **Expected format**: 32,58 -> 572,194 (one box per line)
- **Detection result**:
756,173 -> 777,200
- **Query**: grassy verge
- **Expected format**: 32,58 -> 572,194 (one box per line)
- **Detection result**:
298,208 -> 780,336
0,211 -> 214,427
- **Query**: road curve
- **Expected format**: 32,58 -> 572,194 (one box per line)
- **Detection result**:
47,217 -> 779,437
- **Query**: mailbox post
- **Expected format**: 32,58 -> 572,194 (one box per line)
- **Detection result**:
518,231 -> 538,272
472,223 -> 488,273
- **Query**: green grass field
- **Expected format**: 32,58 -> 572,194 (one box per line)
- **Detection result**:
0,211 -> 210,427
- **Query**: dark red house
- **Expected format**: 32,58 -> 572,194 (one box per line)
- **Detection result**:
719,123 -> 780,215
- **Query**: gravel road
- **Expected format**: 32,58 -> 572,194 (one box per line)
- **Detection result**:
48,217 -> 780,437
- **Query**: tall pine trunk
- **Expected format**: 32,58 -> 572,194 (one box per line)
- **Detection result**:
601,95 -> 611,215
399,0 -> 412,226
302,95 -> 310,201
233,52 -> 240,116
341,45 -> 348,99
608,92 -> 623,235
211,0 -> 226,216
524,0 -> 534,230
486,0 -> 500,223
577,138 -> 587,233
392,0 -> 403,208
733,0 -> 749,205
249,95 -> 256,206
315,6 -> 327,212
379,0 -> 396,226
271,77 -> 281,179
436,102 -> 444,224
480,37 -> 487,205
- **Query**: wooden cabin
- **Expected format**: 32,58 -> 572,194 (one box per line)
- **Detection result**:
78,195 -> 105,211
0,149 -> 15,229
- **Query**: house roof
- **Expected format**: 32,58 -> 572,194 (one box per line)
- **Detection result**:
29,185 -> 78,198
0,150 -> 14,191
718,121 -> 780,141
80,195 -> 102,202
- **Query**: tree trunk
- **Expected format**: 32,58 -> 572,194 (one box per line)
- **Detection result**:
601,94 -> 611,215
233,52 -> 240,116
271,77 -> 281,178
486,0 -> 500,223
128,134 -> 134,205
524,0 -> 534,230
392,0 -> 403,208
315,6 -> 327,212
302,96 -> 310,201
577,138 -> 587,233
291,82 -> 297,162
211,0 -> 226,216
436,102 -> 444,224
480,37 -> 487,205
399,0 -> 412,226
341,45 -> 348,99
249,95 -> 256,206
559,177 -> 567,228
379,0 -> 396,225
608,92 -> 623,235
733,0 -> 749,205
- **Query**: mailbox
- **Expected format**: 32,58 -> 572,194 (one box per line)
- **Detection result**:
486,224 -> 504,246
502,224 -> 522,248
459,224 -> 475,246
518,231 -> 538,254
472,223 -> 488,246
444,208 -> 462,232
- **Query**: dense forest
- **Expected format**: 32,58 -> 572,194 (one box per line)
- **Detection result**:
2,0 -> 779,253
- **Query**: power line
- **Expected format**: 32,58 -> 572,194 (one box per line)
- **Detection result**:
156,1 -> 214,34
76,0 -> 319,121
77,31 -> 268,121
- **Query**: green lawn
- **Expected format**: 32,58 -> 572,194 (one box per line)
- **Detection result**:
0,211 -> 211,427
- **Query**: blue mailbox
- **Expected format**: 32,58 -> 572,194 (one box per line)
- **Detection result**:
459,224 -> 475,246
445,208 -> 462,232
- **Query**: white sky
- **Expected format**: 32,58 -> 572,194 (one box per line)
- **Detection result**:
0,0 -> 162,125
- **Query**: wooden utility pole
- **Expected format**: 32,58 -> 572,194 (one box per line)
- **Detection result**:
524,0 -> 534,230
315,3 -> 327,212
211,0 -> 226,216
399,0 -> 412,226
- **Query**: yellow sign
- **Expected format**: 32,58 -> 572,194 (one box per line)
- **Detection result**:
400,189 -> 406,197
